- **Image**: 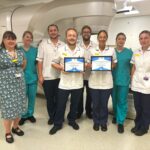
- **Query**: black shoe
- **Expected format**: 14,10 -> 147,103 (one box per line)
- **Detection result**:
5,133 -> 14,143
112,117 -> 116,124
76,113 -> 82,119
93,124 -> 99,131
19,118 -> 27,126
134,129 -> 148,136
68,122 -> 79,130
101,125 -> 107,132
131,126 -> 139,133
48,119 -> 53,125
118,124 -> 124,133
86,113 -> 92,119
12,127 -> 24,136
49,126 -> 62,135
28,116 -> 36,123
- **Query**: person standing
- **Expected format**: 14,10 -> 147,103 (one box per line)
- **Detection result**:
0,31 -> 26,143
49,28 -> 84,135
131,30 -> 150,136
112,33 -> 133,133
77,25 -> 97,119
19,31 -> 38,125
88,30 -> 117,132
37,24 -> 64,125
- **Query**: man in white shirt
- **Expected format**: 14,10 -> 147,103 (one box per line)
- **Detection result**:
77,25 -> 97,119
49,28 -> 84,135
36,24 -> 64,125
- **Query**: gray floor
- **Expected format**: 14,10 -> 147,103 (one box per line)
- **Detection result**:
0,95 -> 150,150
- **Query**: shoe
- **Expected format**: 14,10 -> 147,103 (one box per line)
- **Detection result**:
28,116 -> 36,123
112,117 -> 116,124
49,126 -> 62,135
93,124 -> 99,131
12,127 -> 24,136
5,133 -> 14,143
134,129 -> 148,136
19,118 -> 27,126
68,122 -> 79,130
118,124 -> 124,133
76,113 -> 82,119
101,125 -> 107,132
48,119 -> 53,125
86,113 -> 92,119
131,126 -> 139,133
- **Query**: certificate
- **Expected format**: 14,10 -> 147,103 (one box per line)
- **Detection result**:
64,57 -> 85,72
91,56 -> 112,71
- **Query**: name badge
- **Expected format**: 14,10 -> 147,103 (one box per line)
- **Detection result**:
15,73 -> 21,78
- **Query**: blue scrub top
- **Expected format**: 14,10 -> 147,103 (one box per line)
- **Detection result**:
113,47 -> 133,86
20,46 -> 38,84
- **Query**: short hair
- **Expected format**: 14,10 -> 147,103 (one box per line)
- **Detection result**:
22,31 -> 33,40
1,31 -> 17,49
47,24 -> 59,31
81,25 -> 92,33
139,30 -> 150,38
97,30 -> 108,39
65,28 -> 78,37
116,32 -> 126,41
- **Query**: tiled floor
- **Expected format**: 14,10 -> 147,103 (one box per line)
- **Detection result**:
0,95 -> 150,150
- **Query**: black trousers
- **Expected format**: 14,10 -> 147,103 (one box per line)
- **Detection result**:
54,88 -> 82,127
77,80 -> 92,116
43,79 -> 59,121
133,91 -> 150,131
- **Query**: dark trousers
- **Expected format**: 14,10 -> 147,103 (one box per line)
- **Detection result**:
77,80 -> 92,116
90,88 -> 112,125
133,91 -> 150,131
54,88 -> 82,127
43,79 -> 59,121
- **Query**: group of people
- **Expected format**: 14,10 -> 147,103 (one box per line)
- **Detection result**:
0,24 -> 150,144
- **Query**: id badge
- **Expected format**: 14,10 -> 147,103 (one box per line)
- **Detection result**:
15,73 -> 21,78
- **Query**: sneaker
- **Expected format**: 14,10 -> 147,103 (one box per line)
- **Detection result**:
48,119 -> 53,125
112,117 -> 116,124
134,129 -> 148,136
93,124 -> 99,131
5,133 -> 14,143
68,122 -> 79,130
12,127 -> 24,136
118,124 -> 124,133
28,116 -> 36,123
19,118 -> 27,126
49,126 -> 62,135
101,124 -> 107,132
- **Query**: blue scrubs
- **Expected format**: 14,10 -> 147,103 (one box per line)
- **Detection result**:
20,46 -> 38,118
112,47 -> 133,124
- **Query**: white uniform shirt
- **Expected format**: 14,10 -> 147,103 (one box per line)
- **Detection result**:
79,41 -> 97,80
52,44 -> 84,90
36,39 -> 64,80
131,47 -> 150,94
88,46 -> 117,89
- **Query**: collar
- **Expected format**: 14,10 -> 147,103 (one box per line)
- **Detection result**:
47,39 -> 62,46
65,44 -> 80,52
96,46 -> 109,51
80,40 -> 93,49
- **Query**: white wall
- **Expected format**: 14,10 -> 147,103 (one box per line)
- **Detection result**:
108,15 -> 150,51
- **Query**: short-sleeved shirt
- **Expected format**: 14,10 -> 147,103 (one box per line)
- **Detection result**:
79,41 -> 97,80
113,47 -> 133,86
36,39 -> 65,80
130,47 -> 150,94
52,44 -> 84,90
88,46 -> 117,89
20,46 -> 38,84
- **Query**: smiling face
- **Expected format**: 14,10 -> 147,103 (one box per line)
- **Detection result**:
82,27 -> 91,41
23,32 -> 33,46
48,25 -> 59,40
116,34 -> 126,48
66,29 -> 78,46
139,32 -> 150,50
3,38 -> 16,50
97,31 -> 108,47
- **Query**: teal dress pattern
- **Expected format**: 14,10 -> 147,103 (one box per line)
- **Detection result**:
0,49 -> 27,119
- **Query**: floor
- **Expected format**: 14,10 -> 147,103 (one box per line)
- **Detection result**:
0,95 -> 150,150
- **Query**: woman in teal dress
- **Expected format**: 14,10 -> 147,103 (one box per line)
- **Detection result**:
0,31 -> 26,143
112,33 -> 133,133
19,31 -> 38,125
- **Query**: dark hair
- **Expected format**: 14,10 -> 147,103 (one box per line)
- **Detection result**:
81,25 -> 92,33
65,28 -> 78,37
116,32 -> 126,41
1,31 -> 17,49
47,24 -> 59,32
97,30 -> 108,39
139,30 -> 150,38
22,31 -> 33,40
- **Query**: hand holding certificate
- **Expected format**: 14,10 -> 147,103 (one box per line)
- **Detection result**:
64,57 -> 85,72
91,56 -> 112,71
